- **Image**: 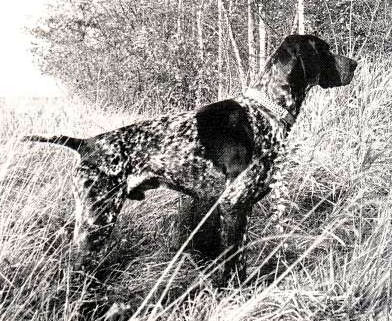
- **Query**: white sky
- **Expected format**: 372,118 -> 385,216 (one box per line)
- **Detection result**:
0,0 -> 64,97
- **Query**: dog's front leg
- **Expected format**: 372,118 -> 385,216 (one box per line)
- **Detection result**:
218,161 -> 269,284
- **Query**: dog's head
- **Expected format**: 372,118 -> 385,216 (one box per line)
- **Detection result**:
269,35 -> 357,89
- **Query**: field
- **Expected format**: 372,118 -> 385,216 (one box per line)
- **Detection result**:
1,57 -> 392,320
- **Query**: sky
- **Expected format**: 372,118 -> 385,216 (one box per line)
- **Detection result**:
0,1 -> 64,97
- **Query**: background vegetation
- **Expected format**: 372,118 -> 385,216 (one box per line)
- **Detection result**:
30,0 -> 391,111
0,0 -> 392,320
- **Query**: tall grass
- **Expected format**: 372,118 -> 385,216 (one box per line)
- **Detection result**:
0,57 -> 391,320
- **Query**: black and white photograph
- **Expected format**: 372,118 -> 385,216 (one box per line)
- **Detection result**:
0,0 -> 391,320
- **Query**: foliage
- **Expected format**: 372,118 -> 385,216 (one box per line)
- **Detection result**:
31,0 -> 391,111
31,0 -> 220,112
306,0 -> 392,55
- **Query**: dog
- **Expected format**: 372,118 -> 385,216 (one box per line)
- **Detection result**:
23,35 -> 357,283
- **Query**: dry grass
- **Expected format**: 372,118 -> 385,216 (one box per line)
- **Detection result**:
1,57 -> 392,320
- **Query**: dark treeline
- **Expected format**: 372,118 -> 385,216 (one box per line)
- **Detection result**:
31,0 -> 391,112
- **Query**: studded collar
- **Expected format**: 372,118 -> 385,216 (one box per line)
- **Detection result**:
241,88 -> 296,126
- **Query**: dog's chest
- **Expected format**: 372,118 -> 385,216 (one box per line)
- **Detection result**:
246,105 -> 286,161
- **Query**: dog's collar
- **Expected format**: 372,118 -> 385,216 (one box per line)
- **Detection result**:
241,88 -> 295,126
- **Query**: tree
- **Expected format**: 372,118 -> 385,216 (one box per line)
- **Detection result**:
31,0 -> 220,111
258,2 -> 267,72
30,0 -> 392,113
217,0 -> 224,99
298,0 -> 305,34
248,0 -> 257,83
222,2 -> 247,90
196,1 -> 205,108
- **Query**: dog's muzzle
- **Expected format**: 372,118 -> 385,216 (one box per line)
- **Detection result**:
334,55 -> 358,86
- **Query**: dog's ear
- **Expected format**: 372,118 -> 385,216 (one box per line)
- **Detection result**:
274,35 -> 326,88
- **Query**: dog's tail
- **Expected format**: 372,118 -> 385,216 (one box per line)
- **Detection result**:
22,135 -> 84,151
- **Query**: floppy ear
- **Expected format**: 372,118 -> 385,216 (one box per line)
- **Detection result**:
279,35 -> 324,87
296,47 -> 322,82
287,57 -> 307,91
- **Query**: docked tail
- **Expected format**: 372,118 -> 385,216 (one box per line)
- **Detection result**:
22,135 -> 84,151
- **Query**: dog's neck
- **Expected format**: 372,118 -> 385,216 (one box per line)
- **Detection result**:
250,62 -> 312,126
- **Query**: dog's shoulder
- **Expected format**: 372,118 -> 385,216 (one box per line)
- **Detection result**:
196,99 -> 253,142
195,99 -> 255,171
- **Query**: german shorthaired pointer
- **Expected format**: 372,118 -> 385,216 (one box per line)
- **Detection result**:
23,35 -> 357,283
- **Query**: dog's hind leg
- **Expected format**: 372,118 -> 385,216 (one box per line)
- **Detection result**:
72,164 -> 127,267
